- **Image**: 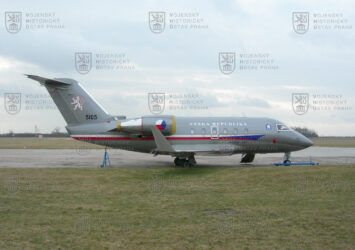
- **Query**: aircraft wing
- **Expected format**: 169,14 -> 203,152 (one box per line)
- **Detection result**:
151,127 -> 236,156
151,126 -> 175,153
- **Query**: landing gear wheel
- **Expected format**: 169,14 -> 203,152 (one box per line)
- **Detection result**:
183,161 -> 191,168
283,152 -> 291,165
188,155 -> 196,166
174,157 -> 186,167
241,153 -> 255,163
174,156 -> 196,168
283,160 -> 291,165
174,158 -> 179,166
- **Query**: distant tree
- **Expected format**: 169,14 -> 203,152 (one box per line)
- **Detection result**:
291,127 -> 318,138
51,127 -> 61,134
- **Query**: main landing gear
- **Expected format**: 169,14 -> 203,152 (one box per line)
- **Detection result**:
240,153 -> 255,163
174,155 -> 196,168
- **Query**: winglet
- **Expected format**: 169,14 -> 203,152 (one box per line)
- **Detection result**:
151,126 -> 175,153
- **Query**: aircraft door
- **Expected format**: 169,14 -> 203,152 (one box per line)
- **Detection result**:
211,126 -> 219,139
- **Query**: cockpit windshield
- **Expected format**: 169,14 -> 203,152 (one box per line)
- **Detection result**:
277,124 -> 290,131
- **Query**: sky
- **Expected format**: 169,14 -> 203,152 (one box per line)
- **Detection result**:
0,0 -> 354,136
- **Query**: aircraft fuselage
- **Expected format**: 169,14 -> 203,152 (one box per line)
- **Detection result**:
68,116 -> 313,156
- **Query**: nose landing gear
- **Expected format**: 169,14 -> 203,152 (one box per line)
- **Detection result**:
274,152 -> 316,166
283,152 -> 291,164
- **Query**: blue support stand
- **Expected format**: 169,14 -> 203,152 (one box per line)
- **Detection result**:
100,147 -> 111,168
274,162 -> 316,166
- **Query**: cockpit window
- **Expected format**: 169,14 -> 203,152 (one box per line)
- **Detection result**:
277,124 -> 290,131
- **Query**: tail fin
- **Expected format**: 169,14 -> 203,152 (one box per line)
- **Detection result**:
26,75 -> 111,125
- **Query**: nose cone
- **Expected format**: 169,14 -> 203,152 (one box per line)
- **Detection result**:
297,135 -> 313,149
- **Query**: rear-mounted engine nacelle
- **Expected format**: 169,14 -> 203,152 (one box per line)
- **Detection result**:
117,115 -> 176,136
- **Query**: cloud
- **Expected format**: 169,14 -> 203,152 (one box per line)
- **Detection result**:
0,56 -> 38,72
235,97 -> 271,108
0,0 -> 354,135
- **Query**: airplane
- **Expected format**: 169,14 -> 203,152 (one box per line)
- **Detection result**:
26,75 -> 313,167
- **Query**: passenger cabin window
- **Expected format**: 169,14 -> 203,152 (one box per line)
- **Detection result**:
190,128 -> 195,134
223,128 -> 228,134
277,124 -> 290,131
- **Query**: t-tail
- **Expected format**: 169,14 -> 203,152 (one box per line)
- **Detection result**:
26,75 -> 111,125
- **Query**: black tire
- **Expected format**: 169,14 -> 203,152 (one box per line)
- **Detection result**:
183,161 -> 190,168
283,160 -> 291,165
174,158 -> 186,167
241,153 -> 255,163
174,158 -> 179,166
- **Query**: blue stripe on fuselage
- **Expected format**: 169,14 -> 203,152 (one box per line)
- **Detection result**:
220,135 -> 264,141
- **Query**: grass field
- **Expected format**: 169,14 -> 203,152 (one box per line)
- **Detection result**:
0,165 -> 354,249
1,137 -> 355,149
311,137 -> 355,148
0,138 -> 103,149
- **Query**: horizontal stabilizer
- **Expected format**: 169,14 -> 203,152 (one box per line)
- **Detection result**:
151,126 -> 175,153
25,74 -> 71,86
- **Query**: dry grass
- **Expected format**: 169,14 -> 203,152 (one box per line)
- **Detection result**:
1,137 -> 355,150
311,137 -> 355,147
0,165 -> 354,249
0,137 -> 103,149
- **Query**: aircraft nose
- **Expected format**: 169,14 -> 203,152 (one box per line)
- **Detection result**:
297,134 -> 313,148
